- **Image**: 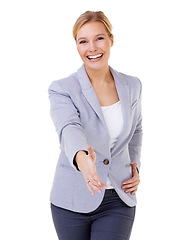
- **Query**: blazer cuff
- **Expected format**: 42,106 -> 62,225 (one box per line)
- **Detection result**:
73,150 -> 88,171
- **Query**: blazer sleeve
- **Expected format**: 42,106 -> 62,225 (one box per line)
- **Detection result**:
48,80 -> 88,170
128,79 -> 143,171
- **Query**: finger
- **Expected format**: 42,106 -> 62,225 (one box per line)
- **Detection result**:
121,180 -> 139,189
122,175 -> 140,188
101,183 -> 108,189
87,181 -> 103,194
93,179 -> 107,190
124,185 -> 138,193
90,183 -> 103,194
87,182 -> 95,196
131,190 -> 137,195
122,176 -> 138,185
93,175 -> 105,187
90,177 -> 105,190
87,146 -> 95,158
87,146 -> 96,163
87,176 -> 107,192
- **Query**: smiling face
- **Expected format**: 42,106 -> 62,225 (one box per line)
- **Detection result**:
76,21 -> 114,72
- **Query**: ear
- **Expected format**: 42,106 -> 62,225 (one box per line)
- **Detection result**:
110,34 -> 114,47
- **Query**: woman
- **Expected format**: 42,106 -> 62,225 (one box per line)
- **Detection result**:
48,11 -> 142,240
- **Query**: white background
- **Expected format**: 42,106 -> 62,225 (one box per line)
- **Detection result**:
0,0 -> 189,239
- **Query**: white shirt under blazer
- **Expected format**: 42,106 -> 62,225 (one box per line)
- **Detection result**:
101,101 -> 124,189
48,64 -> 142,213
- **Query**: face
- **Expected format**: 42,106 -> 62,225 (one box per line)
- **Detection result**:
76,21 -> 114,72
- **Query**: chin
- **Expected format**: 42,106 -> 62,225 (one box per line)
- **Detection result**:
84,60 -> 108,71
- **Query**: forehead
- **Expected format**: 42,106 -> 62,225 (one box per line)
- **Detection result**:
77,21 -> 107,39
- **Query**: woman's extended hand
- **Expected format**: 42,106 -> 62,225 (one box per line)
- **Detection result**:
76,146 -> 107,196
121,163 -> 140,195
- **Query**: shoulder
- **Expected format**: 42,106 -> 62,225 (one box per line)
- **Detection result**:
119,71 -> 142,91
111,67 -> 142,96
110,68 -> 142,100
48,71 -> 80,94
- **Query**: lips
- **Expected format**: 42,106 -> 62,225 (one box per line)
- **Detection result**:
87,53 -> 103,60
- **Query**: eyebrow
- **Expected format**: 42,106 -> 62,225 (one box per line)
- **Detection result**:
77,34 -> 106,42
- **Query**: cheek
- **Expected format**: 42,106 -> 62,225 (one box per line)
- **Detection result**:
77,46 -> 86,58
99,41 -> 111,51
103,46 -> 111,56
77,47 -> 83,58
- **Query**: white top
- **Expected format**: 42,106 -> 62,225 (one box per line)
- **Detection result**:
101,101 -> 124,189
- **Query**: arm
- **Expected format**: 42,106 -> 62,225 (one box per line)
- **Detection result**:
48,80 -> 89,170
128,112 -> 142,171
128,79 -> 143,171
48,81 -> 107,194
122,80 -> 143,194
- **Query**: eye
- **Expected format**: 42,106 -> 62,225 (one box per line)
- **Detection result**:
97,37 -> 104,41
79,40 -> 87,44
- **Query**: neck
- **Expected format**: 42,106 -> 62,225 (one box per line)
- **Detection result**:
84,65 -> 113,86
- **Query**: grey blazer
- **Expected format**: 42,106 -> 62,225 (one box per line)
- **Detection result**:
48,64 -> 142,213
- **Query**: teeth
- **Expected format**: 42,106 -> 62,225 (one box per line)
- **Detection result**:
88,54 -> 103,59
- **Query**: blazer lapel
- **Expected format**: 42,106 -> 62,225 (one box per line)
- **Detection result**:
76,65 -> 108,129
76,64 -> 131,155
109,67 -> 131,155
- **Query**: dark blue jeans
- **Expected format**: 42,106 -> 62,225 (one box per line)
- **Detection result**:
51,189 -> 136,240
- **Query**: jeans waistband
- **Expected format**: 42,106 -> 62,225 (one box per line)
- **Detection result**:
105,188 -> 117,194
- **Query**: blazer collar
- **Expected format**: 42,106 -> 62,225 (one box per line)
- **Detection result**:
76,64 -> 128,89
76,64 -> 131,155
76,65 -> 107,128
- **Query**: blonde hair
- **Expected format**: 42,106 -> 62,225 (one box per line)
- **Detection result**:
73,11 -> 113,41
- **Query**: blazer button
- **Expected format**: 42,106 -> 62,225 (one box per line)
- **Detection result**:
103,159 -> 109,165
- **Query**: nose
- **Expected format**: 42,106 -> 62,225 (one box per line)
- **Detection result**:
88,41 -> 97,52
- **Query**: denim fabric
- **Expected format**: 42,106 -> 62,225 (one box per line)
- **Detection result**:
51,189 -> 136,240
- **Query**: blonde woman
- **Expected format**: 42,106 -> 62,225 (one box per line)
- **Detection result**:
48,11 -> 142,240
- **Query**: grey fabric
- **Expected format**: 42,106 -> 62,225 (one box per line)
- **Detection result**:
48,64 -> 142,213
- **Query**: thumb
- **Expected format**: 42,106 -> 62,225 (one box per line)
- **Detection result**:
87,146 -> 96,162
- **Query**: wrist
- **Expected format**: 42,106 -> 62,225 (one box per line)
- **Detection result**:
75,151 -> 88,170
131,163 -> 139,174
